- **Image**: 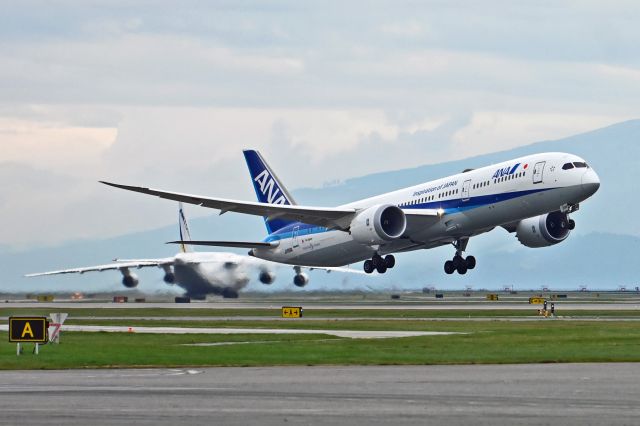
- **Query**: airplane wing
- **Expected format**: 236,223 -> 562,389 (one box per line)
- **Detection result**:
25,259 -> 174,277
100,181 -> 357,230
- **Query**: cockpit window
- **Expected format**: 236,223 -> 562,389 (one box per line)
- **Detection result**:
562,163 -> 574,170
573,162 -> 588,168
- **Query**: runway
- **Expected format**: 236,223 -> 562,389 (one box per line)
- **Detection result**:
3,301 -> 640,310
0,364 -> 638,425
0,324 -> 458,339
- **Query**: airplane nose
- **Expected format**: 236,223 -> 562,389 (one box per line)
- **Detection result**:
581,168 -> 600,197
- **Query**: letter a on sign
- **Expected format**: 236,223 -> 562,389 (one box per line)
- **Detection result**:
21,322 -> 34,338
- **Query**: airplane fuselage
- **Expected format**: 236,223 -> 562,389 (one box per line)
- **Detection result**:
252,152 -> 600,267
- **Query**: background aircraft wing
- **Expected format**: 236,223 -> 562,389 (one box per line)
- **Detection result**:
26,259 -> 174,277
100,181 -> 357,230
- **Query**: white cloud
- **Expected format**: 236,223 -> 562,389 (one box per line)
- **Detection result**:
1,1 -> 639,248
0,117 -> 116,175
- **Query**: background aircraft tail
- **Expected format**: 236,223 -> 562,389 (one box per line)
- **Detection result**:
178,203 -> 193,253
243,150 -> 297,234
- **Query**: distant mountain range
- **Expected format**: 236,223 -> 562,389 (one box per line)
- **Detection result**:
3,120 -> 639,293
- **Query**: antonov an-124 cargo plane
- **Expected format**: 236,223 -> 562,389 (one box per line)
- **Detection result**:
101,149 -> 600,276
27,204 -> 357,298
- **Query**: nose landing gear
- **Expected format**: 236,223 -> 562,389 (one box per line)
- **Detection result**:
444,239 -> 476,275
363,254 -> 396,274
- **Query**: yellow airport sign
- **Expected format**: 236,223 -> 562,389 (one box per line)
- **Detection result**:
282,306 -> 303,318
9,317 -> 48,343
529,297 -> 546,305
486,294 -> 499,301
36,295 -> 54,302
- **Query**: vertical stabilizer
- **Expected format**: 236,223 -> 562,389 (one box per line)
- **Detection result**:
178,203 -> 193,253
243,150 -> 297,233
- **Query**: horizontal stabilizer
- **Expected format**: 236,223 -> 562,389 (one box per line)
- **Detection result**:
167,240 -> 278,249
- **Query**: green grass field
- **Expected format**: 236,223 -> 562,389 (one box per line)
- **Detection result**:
2,319 -> 640,370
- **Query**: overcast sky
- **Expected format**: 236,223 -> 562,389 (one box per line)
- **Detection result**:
1,1 -> 639,249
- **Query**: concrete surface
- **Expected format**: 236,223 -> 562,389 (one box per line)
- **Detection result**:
0,364 -> 638,425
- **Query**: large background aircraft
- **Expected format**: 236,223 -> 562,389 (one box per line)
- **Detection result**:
101,150 -> 600,276
27,204 -> 357,298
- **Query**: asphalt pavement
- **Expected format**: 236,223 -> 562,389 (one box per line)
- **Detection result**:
1,363 -> 638,425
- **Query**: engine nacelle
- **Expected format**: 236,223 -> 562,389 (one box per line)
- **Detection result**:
516,211 -> 571,248
293,273 -> 309,287
122,273 -> 139,288
350,204 -> 407,245
259,270 -> 276,285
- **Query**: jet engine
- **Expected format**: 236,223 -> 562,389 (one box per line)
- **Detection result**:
259,270 -> 276,285
516,211 -> 571,248
350,204 -> 407,245
121,273 -> 139,288
293,273 -> 309,287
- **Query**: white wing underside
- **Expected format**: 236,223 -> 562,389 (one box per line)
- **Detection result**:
100,181 -> 357,230
100,181 -> 443,234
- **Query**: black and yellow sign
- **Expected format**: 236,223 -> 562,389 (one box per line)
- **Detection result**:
486,294 -> 499,301
282,306 -> 303,318
529,297 -> 546,305
9,317 -> 48,343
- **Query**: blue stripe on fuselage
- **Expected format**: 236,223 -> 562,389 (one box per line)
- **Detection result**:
262,187 -> 554,242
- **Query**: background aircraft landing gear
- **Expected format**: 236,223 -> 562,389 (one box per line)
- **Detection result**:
363,254 -> 396,274
444,240 -> 476,275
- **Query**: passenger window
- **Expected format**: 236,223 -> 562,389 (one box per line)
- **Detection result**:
562,163 -> 574,170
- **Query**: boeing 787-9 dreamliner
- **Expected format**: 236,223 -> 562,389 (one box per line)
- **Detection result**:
101,150 -> 600,276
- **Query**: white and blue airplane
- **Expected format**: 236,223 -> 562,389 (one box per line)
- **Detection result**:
101,150 -> 600,277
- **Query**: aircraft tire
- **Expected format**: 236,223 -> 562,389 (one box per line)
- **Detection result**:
376,263 -> 387,274
457,263 -> 468,275
568,219 -> 576,230
363,260 -> 374,274
466,256 -> 476,270
444,260 -> 455,274
384,255 -> 395,268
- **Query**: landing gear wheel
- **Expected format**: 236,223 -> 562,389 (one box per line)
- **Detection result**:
376,263 -> 387,274
457,263 -> 468,275
384,255 -> 395,268
568,219 -> 575,230
371,254 -> 383,268
452,255 -> 465,269
363,260 -> 374,274
466,255 -> 476,270
444,260 -> 455,274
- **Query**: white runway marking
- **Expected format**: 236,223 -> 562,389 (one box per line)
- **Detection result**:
0,324 -> 462,339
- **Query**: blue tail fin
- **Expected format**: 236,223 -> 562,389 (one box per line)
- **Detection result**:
243,150 -> 296,234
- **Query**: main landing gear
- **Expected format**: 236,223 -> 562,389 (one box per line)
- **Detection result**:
363,254 -> 395,274
444,239 -> 476,275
